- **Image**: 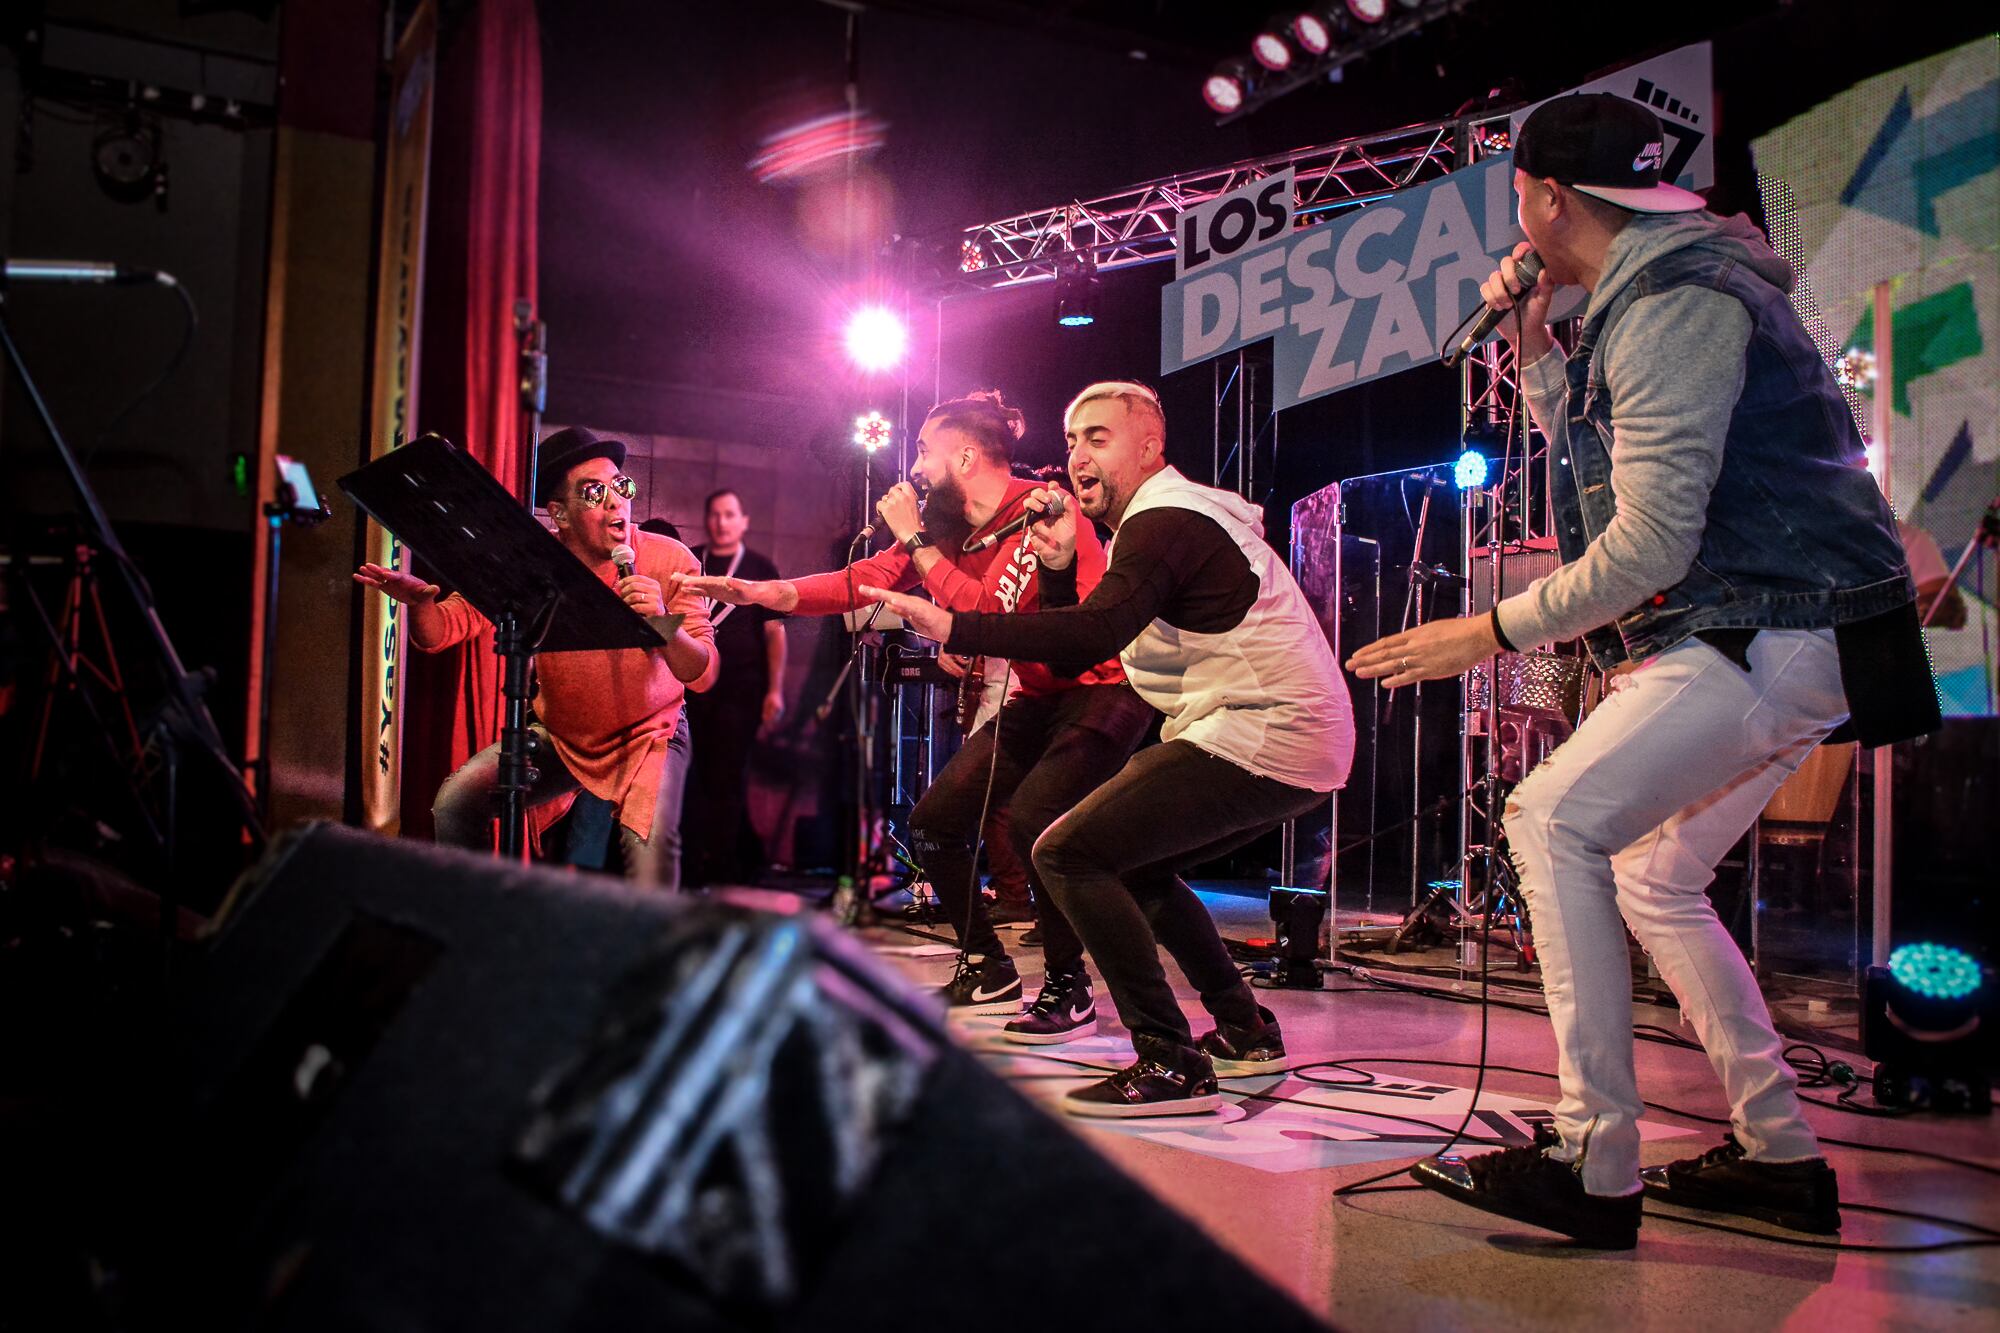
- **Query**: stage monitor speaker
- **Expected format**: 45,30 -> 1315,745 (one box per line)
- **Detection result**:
132,823 -> 1325,1332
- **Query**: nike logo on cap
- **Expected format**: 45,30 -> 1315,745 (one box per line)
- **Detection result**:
1633,141 -> 1663,172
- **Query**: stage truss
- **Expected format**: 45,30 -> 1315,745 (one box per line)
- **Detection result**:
932,112 -> 1514,295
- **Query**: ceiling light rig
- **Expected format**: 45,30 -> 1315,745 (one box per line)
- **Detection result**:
1053,252 -> 1101,329
1202,1 -> 1472,123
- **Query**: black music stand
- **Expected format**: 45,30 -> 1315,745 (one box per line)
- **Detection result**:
340,434 -> 681,858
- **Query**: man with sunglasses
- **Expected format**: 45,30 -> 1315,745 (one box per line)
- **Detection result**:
355,426 -> 717,882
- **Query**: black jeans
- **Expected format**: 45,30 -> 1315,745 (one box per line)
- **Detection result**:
1034,740 -> 1330,1057
910,683 -> 1155,973
683,690 -> 763,886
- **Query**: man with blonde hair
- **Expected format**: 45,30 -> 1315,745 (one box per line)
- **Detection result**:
865,381 -> 1354,1116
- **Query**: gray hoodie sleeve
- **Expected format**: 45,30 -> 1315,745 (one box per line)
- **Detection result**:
1494,287 -> 1751,650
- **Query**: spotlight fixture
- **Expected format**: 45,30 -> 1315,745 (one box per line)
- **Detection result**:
852,411 -> 894,452
1250,25 -> 1295,72
1203,57 -> 1253,114
1454,447 -> 1489,489
1865,941 -> 1990,1113
843,305 -> 907,373
1054,253 -> 1100,328
1290,10 -> 1336,56
959,236 -> 987,273
1268,886 -> 1329,989
1346,0 -> 1388,23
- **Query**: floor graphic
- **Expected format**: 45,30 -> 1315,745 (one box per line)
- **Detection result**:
955,1018 -> 1699,1175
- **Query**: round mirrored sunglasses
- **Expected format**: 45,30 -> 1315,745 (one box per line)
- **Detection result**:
576,474 -> 638,508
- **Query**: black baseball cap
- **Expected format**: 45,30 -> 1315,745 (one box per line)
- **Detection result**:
1515,93 -> 1706,214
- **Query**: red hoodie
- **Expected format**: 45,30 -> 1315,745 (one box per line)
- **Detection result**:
790,476 -> 1123,697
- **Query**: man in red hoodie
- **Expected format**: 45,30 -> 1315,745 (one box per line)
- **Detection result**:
682,391 -> 1153,1044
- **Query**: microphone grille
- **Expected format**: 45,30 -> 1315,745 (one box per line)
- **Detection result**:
1517,250 -> 1545,286
611,543 -> 636,568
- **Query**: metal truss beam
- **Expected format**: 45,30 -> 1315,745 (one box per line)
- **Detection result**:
933,110 -> 1516,295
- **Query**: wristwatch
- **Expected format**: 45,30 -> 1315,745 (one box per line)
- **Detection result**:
901,530 -> 933,555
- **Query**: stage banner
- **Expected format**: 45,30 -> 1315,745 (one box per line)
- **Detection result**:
359,0 -> 438,834
1754,37 -> 1999,716
1161,154 -> 1518,408
1160,42 -> 1716,408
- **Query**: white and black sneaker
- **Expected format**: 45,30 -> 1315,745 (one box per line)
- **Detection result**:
1196,1004 -> 1288,1076
939,953 -> 1022,1015
1062,1039 -> 1223,1118
1003,969 -> 1097,1045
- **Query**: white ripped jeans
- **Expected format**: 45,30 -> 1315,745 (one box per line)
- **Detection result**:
1503,629 -> 1845,1195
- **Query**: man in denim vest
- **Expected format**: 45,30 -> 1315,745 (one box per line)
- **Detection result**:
1350,94 -> 1936,1248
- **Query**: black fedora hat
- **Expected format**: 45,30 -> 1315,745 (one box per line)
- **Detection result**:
535,425 -> 628,507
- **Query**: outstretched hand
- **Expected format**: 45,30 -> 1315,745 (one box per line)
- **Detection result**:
1346,615 -> 1501,690
353,562 -> 438,605
857,585 -> 952,644
677,575 -> 798,613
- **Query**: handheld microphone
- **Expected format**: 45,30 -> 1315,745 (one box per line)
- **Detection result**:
964,491 -> 1066,554
4,259 -> 175,286
1442,250 -> 1544,368
611,544 -> 636,580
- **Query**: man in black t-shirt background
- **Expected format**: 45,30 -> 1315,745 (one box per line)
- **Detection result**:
683,488 -> 788,886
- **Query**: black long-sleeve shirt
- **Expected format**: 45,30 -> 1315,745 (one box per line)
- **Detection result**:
946,508 -> 1260,675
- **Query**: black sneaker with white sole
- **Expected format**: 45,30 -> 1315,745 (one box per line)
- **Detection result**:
1197,1003 -> 1287,1076
1640,1134 -> 1841,1234
1062,1038 -> 1222,1118
1003,969 -> 1097,1045
1410,1139 -> 1642,1249
939,953 -> 1022,1015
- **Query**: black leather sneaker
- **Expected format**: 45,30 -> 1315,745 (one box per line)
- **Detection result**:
1197,1003 -> 1288,1076
1411,1140 -> 1642,1249
1003,969 -> 1097,1045
938,953 -> 1022,1015
1063,1041 -> 1222,1118
1640,1135 -> 1841,1234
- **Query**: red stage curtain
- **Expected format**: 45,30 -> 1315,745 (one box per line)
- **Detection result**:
401,0 -> 542,837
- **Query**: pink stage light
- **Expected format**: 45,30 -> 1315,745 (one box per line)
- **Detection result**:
1291,13 -> 1334,56
1251,31 -> 1294,72
845,306 -> 907,373
1204,60 -> 1250,114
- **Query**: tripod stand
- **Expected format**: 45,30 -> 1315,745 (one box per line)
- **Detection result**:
27,542 -> 145,783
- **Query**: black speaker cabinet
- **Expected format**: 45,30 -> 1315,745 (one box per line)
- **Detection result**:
128,823 -> 1325,1332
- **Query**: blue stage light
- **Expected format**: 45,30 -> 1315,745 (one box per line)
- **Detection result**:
1454,448 -> 1488,489
1888,942 -> 1983,1002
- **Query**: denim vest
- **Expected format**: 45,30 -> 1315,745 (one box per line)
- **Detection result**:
1550,245 -> 1913,668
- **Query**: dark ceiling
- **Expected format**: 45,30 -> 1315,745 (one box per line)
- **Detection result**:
535,0 -> 1993,448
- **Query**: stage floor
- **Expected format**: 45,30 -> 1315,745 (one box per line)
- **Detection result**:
855,887 -> 1999,1332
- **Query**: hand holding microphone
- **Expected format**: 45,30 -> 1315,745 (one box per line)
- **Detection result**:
611,543 -> 665,616
965,487 -> 1074,566
1445,243 -> 1554,367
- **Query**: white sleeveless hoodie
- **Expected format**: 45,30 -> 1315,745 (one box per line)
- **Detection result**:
1113,466 -> 1354,793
